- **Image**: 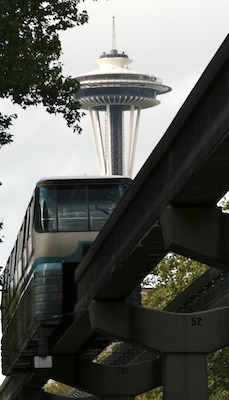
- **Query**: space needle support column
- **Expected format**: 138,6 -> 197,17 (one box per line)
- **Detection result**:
88,108 -> 106,175
126,107 -> 141,177
106,104 -> 112,175
110,106 -> 123,175
126,105 -> 134,176
95,110 -> 107,174
129,107 -> 141,177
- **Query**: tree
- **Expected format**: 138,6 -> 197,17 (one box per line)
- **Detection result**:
0,220 -> 3,244
142,253 -> 208,310
0,107 -> 15,242
0,0 -> 94,140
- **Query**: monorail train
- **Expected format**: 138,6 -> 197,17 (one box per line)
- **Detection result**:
1,176 -> 131,375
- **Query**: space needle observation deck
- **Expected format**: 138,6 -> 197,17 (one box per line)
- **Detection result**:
75,19 -> 171,176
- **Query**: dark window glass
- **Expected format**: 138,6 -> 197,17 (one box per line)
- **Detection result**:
35,183 -> 129,233
57,186 -> 87,231
88,185 -> 120,230
35,187 -> 57,232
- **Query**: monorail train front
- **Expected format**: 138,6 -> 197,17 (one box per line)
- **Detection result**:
1,176 -> 131,375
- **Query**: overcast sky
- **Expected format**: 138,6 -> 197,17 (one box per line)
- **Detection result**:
0,0 -> 228,382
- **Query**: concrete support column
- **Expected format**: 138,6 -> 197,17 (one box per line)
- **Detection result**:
162,354 -> 208,400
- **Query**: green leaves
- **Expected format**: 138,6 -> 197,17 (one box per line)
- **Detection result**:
0,0 -> 90,134
142,253 -> 208,310
43,379 -> 72,395
0,113 -> 15,147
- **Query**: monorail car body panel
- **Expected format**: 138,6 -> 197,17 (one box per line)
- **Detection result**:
33,231 -> 98,262
1,176 -> 131,375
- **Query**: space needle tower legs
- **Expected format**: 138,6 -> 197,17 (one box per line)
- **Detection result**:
88,108 -> 106,175
75,18 -> 171,176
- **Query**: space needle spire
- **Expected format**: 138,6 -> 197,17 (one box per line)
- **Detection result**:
112,16 -> 117,51
75,20 -> 171,177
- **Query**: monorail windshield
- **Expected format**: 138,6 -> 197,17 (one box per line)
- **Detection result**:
34,182 -> 129,232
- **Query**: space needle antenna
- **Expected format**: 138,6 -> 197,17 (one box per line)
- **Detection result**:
112,16 -> 117,50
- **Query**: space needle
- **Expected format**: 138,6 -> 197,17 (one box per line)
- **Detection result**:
75,18 -> 171,176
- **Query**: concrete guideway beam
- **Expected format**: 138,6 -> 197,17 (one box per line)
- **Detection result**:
14,388 -> 87,400
160,206 -> 229,272
89,301 -> 229,353
44,392 -> 76,400
89,301 -> 229,400
49,357 -> 161,398
16,389 -> 45,400
14,389 -> 70,400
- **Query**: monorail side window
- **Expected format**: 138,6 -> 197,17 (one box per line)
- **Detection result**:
35,187 -> 57,232
35,181 -> 129,233
57,186 -> 87,231
88,185 -> 120,230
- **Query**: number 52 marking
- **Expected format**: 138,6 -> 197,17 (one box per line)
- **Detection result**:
191,317 -> 202,326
